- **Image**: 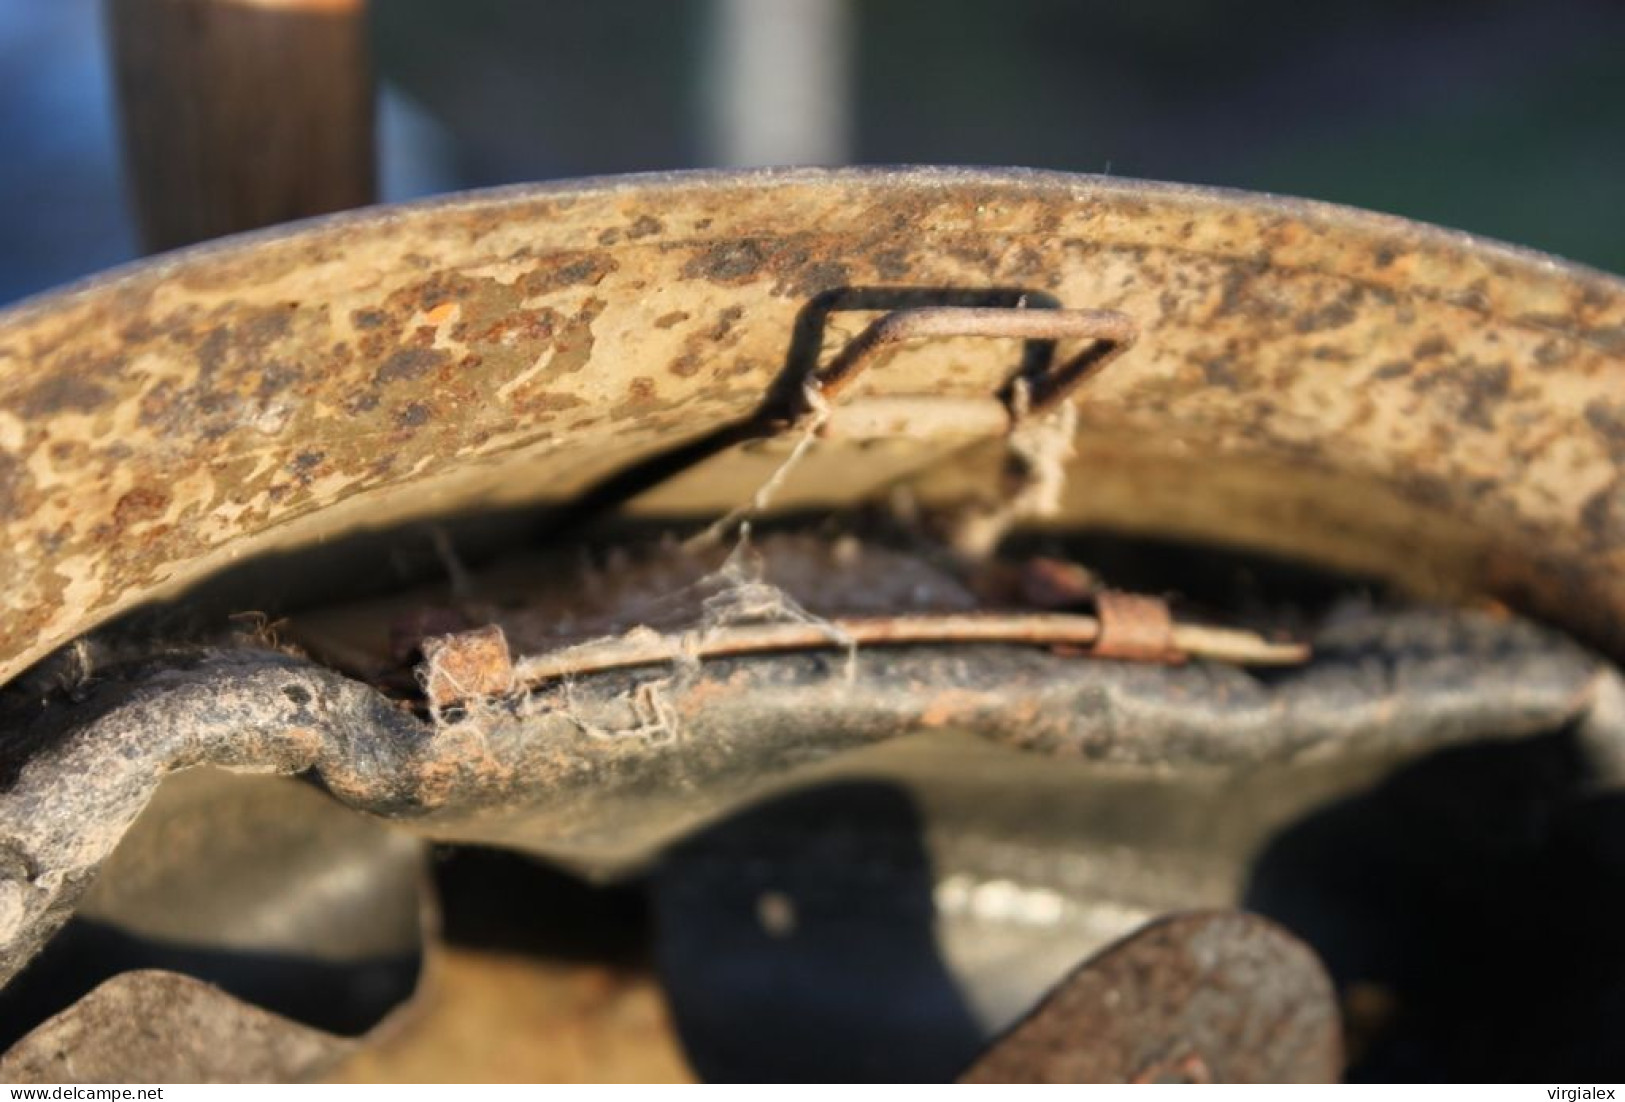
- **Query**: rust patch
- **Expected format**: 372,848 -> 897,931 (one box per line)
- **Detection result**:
627,214 -> 663,240
682,238 -> 770,283
112,486 -> 169,528
1585,398 -> 1625,461
374,348 -> 448,385
517,253 -> 617,298
0,455 -> 30,516
422,625 -> 515,708
1091,591 -> 1182,663
962,912 -> 1341,1083
1413,335 -> 1451,359
1411,357 -> 1511,430
1580,481 -> 1625,547
538,297 -> 603,381
10,375 -> 113,417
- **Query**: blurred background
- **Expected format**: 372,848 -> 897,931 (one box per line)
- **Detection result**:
1,0 -> 1622,305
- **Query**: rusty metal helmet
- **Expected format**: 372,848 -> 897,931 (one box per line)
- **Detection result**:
1,168 -> 1623,1082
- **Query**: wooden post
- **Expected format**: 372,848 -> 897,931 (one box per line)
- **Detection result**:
106,0 -> 375,253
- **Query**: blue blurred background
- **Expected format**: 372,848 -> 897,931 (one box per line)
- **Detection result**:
2,0 -> 1622,305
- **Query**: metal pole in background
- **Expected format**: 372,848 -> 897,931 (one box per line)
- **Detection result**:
703,0 -> 853,168
105,0 -> 374,253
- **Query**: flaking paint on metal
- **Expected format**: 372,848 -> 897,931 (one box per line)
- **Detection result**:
1,167 -> 1624,686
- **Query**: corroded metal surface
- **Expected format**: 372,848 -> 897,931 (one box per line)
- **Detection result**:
0,606 -> 1607,996
959,912 -> 1342,1083
0,970 -> 355,1083
2,169 -> 1625,688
